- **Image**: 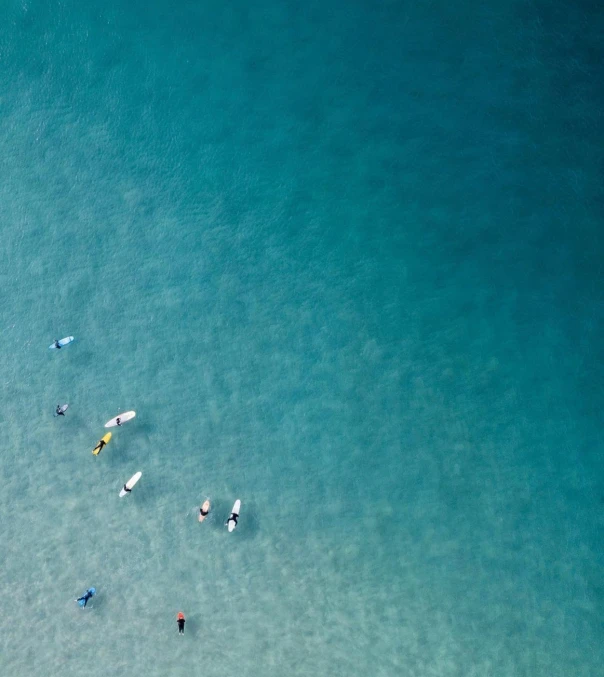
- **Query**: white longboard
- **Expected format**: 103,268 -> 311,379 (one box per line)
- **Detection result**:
227,499 -> 241,532
105,411 -> 136,428
120,471 -> 142,497
49,336 -> 74,349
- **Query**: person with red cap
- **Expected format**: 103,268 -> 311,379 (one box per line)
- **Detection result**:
177,612 -> 185,635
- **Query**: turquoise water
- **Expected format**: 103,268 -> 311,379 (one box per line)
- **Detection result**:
1,0 -> 602,675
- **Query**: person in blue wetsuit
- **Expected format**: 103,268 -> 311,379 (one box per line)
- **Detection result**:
76,588 -> 96,607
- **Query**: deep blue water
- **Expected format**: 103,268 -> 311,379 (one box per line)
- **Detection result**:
0,1 -> 602,675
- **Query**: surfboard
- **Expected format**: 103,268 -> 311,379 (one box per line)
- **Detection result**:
105,411 -> 136,428
227,499 -> 241,532
54,404 -> 69,416
120,471 -> 142,497
198,499 -> 211,523
49,336 -> 74,349
92,433 -> 112,456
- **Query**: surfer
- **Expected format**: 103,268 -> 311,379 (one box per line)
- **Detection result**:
93,437 -> 107,455
119,472 -> 141,497
116,417 -> 122,426
56,404 -> 67,417
177,612 -> 185,635
226,511 -> 238,530
199,500 -> 211,523
53,339 -> 61,349
76,588 -> 96,608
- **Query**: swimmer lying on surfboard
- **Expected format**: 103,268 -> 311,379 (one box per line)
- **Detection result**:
76,587 -> 96,608
198,500 -> 210,522
226,500 -> 241,532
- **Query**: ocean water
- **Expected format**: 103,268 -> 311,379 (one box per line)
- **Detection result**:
0,0 -> 602,675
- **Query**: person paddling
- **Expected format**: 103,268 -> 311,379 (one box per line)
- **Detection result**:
92,437 -> 107,455
226,505 -> 239,531
53,339 -> 62,349
198,500 -> 211,523
177,612 -> 185,635
76,588 -> 96,608
55,404 -> 67,417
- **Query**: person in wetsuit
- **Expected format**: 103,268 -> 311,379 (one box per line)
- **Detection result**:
53,339 -> 62,349
177,612 -> 185,635
56,405 -> 66,417
226,511 -> 239,530
76,588 -> 95,607
116,417 -> 122,426
93,438 -> 107,455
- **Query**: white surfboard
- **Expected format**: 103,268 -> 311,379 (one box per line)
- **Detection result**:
120,471 -> 142,497
49,336 -> 74,349
105,411 -> 136,428
226,499 -> 241,532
